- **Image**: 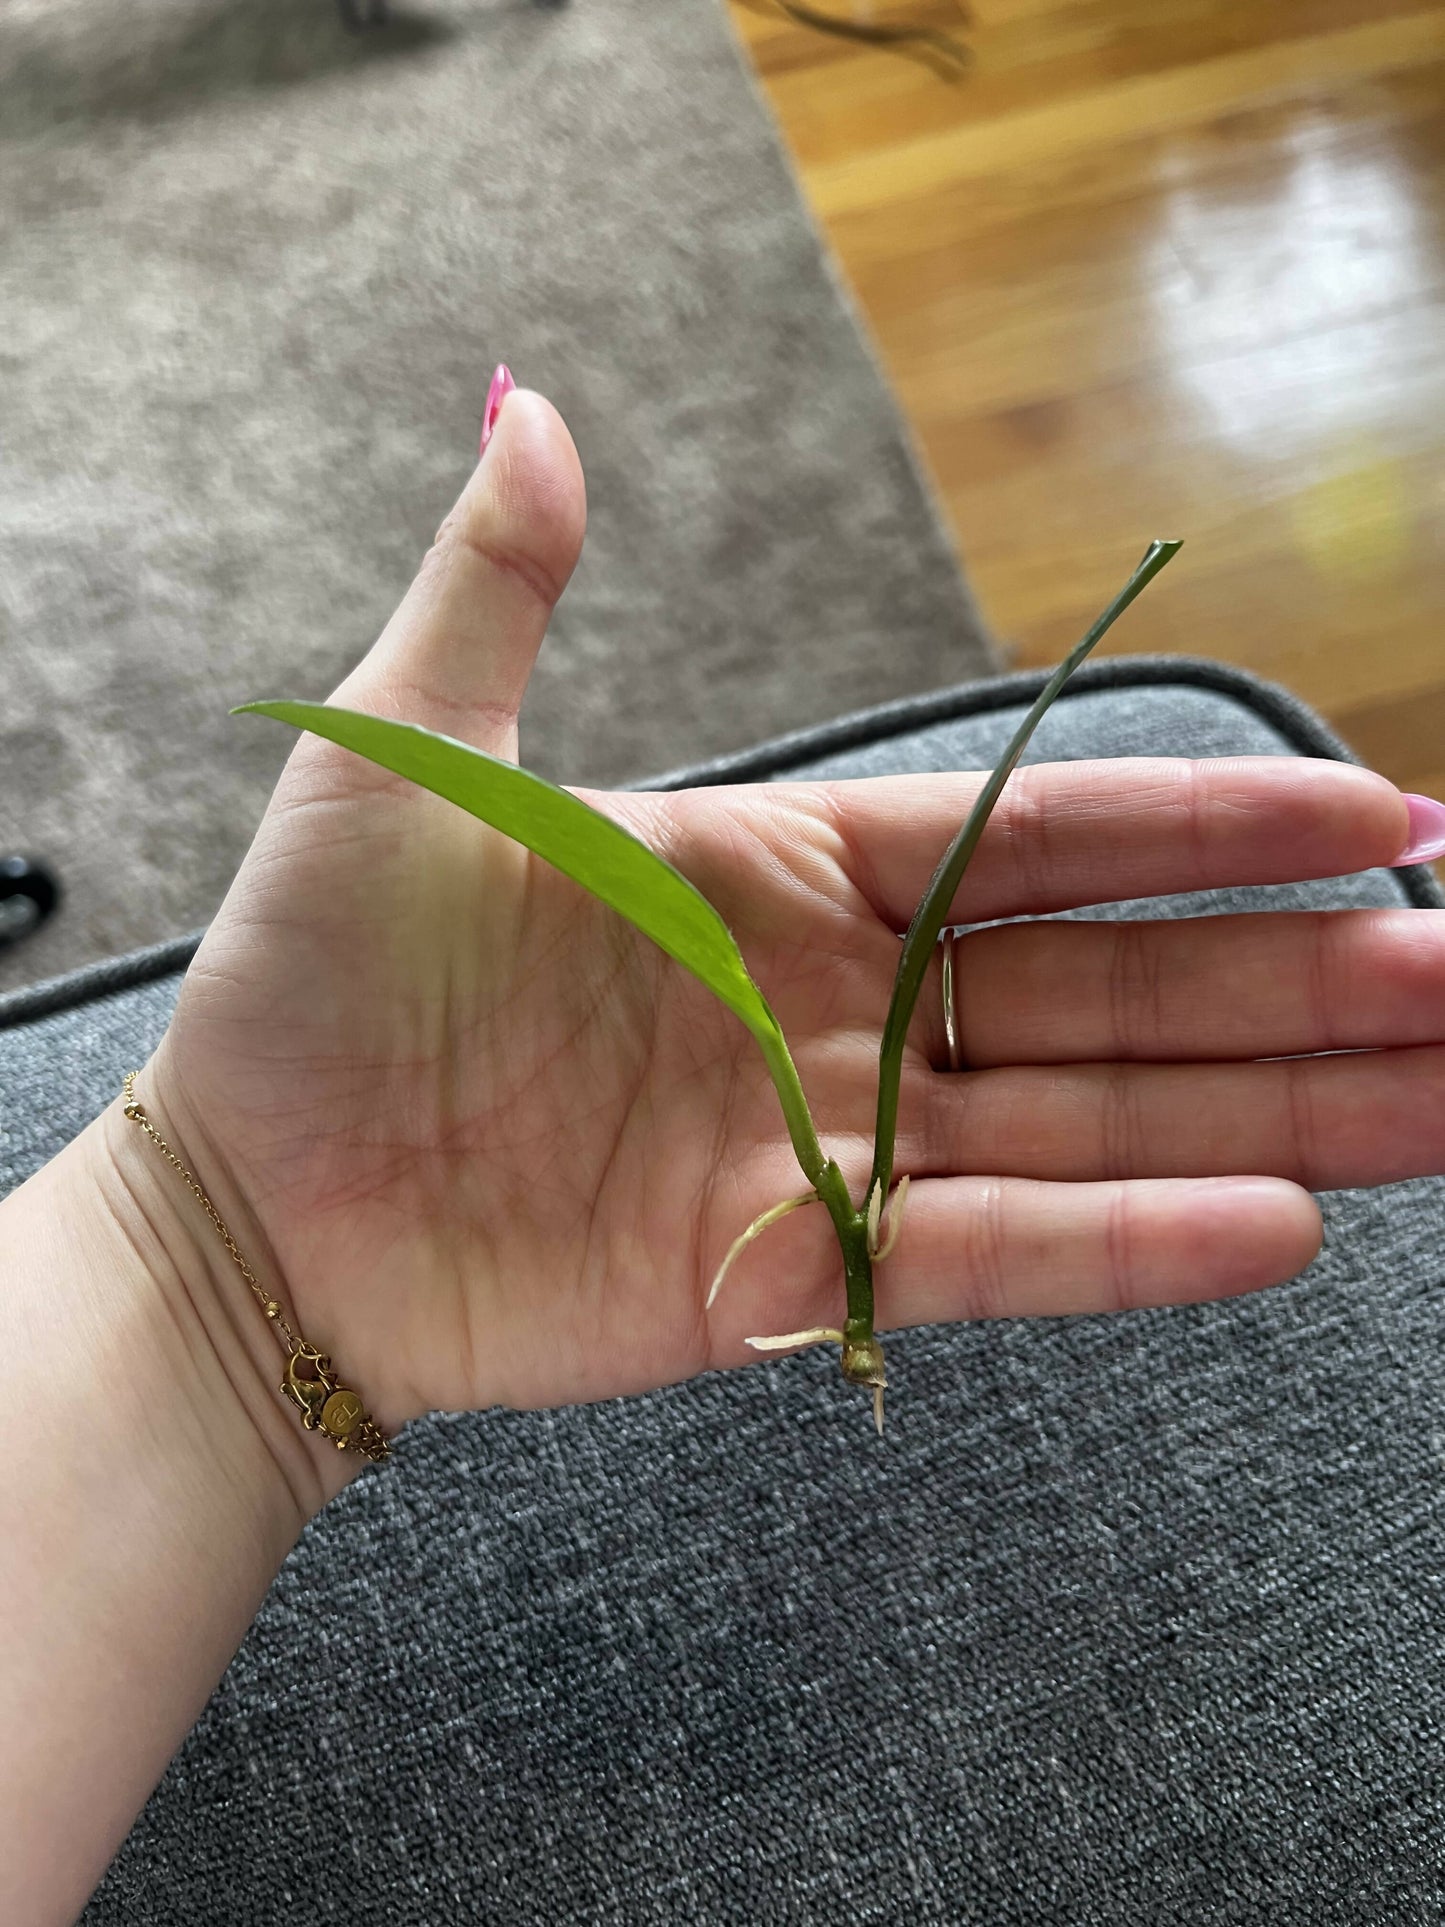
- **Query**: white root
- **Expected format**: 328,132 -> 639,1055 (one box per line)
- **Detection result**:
865,1180 -> 883,1255
873,1385 -> 886,1437
744,1327 -> 845,1352
706,1190 -> 820,1310
867,1173 -> 911,1263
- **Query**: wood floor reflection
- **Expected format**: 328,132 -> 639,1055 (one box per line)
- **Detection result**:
732,0 -> 1445,804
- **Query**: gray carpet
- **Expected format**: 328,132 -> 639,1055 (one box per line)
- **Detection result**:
0,0 -> 996,997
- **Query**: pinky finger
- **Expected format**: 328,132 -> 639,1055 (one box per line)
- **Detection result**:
878,1174 -> 1323,1329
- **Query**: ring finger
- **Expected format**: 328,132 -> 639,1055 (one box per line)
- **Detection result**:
914,909 -> 1445,1069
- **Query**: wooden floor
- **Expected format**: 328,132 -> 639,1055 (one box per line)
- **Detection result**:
731,0 -> 1445,805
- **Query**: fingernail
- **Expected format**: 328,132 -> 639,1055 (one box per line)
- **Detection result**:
479,364 -> 515,456
1393,793 -> 1445,866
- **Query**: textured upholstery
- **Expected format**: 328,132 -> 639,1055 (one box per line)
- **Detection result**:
4,661 -> 1442,1925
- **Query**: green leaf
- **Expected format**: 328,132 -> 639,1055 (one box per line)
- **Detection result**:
234,701 -> 830,1186
236,700 -> 780,1031
868,538 -> 1184,1199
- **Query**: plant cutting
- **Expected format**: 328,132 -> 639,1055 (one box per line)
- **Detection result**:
237,538 -> 1181,1433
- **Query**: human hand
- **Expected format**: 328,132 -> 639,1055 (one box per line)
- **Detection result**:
134,380 -> 1443,1439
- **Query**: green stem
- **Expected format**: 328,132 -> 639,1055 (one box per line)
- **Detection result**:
753,1024 -> 877,1330
811,1158 -> 872,1325
751,1018 -> 830,1191
869,539 -> 1183,1203
750,986 -> 878,1361
743,539 -> 1180,1391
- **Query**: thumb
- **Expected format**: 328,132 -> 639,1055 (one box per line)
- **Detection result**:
332,367 -> 587,758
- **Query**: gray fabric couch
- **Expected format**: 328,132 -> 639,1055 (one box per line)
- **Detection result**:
4,658 -> 1443,1925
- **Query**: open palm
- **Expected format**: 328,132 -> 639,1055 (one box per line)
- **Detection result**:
142,385 -> 1441,1437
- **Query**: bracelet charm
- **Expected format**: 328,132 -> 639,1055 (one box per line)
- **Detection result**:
121,1071 -> 393,1467
283,1345 -> 363,1446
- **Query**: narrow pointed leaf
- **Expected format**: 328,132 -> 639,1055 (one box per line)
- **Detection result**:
236,700 -> 831,1188
237,699 -> 783,1041
869,538 -> 1183,1197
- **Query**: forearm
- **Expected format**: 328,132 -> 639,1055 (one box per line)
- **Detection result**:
0,1096 -> 352,1925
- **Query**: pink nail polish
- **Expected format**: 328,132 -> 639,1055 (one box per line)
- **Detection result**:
1393,793 -> 1445,866
479,364 -> 515,456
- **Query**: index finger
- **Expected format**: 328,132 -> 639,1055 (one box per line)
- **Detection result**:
810,758 -> 1411,928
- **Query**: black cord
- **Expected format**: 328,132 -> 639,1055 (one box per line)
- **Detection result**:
767,0 -> 971,79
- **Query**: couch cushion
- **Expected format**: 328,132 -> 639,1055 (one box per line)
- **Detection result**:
4,663 -> 1442,1926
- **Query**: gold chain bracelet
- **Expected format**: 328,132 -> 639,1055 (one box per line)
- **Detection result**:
121,1072 -> 393,1466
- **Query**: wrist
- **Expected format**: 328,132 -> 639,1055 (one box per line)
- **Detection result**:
91,1082 -> 361,1520
0,1091 -> 350,1919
